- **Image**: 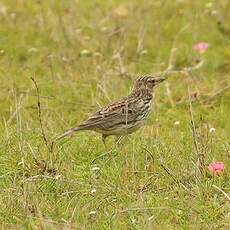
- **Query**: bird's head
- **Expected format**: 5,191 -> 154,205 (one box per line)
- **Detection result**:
133,75 -> 165,92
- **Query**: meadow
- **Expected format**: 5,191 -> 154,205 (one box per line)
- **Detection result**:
0,0 -> 230,229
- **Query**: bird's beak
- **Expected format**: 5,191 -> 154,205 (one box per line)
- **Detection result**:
154,76 -> 165,84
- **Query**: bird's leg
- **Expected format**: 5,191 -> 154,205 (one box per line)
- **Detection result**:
114,135 -> 123,145
102,134 -> 108,147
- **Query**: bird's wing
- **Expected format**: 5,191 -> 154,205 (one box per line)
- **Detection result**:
76,96 -> 143,130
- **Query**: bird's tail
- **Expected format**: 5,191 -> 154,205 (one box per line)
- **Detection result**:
55,127 -> 81,141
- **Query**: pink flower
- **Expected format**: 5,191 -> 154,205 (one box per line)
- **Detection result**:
208,162 -> 225,176
193,42 -> 209,53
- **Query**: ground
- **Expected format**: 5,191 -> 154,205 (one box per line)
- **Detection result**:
0,0 -> 230,229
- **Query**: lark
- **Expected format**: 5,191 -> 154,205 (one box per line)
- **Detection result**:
56,76 -> 165,144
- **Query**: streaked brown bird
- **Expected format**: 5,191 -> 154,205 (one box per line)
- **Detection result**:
56,76 -> 165,144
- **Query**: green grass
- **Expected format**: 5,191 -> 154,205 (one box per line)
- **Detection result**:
0,0 -> 230,228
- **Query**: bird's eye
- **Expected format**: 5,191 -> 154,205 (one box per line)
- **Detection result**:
147,78 -> 155,83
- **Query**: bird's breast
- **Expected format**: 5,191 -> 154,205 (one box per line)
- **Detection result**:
135,98 -> 153,121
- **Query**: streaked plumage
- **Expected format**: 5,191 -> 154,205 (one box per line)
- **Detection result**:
56,76 -> 165,143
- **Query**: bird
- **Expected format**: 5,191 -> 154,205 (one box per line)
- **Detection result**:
56,75 -> 165,144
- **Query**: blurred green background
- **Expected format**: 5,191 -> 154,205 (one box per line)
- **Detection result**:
0,0 -> 229,228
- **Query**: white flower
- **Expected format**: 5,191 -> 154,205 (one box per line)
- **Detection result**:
92,166 -> 100,171
89,211 -> 96,215
174,121 -> 180,125
91,188 -> 97,194
55,175 -> 61,180
209,127 -> 216,133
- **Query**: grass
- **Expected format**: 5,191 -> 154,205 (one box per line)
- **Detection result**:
0,0 -> 230,228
